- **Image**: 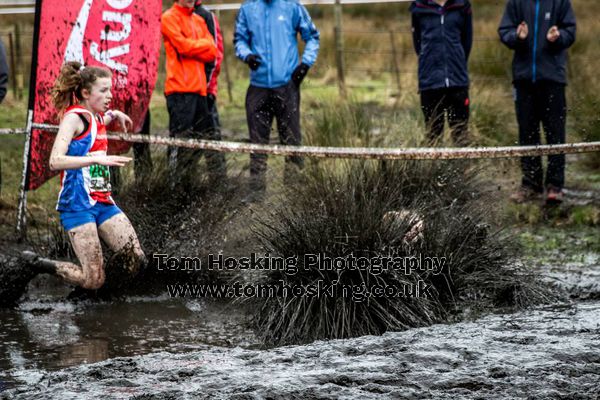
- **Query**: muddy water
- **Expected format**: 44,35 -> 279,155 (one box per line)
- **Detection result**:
0,276 -> 258,393
1,253 -> 599,399
3,302 -> 600,399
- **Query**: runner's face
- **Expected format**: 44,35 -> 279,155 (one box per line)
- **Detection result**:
83,77 -> 113,114
177,0 -> 195,8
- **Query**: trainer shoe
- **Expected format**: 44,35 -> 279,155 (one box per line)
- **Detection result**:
509,187 -> 542,204
546,187 -> 564,205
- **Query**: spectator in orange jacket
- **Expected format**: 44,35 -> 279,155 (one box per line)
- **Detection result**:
161,0 -> 218,187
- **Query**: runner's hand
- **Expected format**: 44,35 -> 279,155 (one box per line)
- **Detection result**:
111,110 -> 133,132
94,155 -> 132,167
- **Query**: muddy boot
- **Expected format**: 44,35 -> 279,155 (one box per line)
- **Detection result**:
244,173 -> 266,204
0,254 -> 41,307
21,250 -> 58,275
67,286 -> 102,302
283,157 -> 304,187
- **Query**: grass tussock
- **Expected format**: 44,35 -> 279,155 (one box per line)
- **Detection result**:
248,160 -> 556,345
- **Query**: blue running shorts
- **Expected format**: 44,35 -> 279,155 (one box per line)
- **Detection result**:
60,203 -> 123,231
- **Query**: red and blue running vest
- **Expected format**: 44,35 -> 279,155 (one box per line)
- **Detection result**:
56,105 -> 114,212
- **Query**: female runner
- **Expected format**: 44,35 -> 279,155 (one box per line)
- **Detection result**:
24,61 -> 146,290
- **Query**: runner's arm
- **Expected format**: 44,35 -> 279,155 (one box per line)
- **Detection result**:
49,114 -> 131,170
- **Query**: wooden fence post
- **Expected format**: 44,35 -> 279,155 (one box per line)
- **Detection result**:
217,9 -> 234,103
8,32 -> 17,100
334,0 -> 346,98
14,24 -> 23,100
389,30 -> 401,103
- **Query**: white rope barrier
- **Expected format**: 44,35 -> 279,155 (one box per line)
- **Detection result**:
0,7 -> 33,14
2,123 -> 599,160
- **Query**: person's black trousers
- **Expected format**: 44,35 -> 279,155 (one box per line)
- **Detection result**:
206,94 -> 227,179
133,111 -> 153,182
245,81 -> 303,189
206,94 -> 222,141
420,86 -> 470,145
166,93 -> 226,186
514,80 -> 566,192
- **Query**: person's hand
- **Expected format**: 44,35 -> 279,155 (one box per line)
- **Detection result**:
292,63 -> 310,86
110,110 -> 133,132
207,93 -> 216,104
547,25 -> 560,42
517,21 -> 528,40
245,54 -> 261,71
94,155 -> 132,167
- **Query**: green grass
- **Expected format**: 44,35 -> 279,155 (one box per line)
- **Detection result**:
516,225 -> 600,264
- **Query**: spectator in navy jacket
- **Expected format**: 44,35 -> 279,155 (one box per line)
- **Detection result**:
410,0 -> 473,145
499,0 -> 576,204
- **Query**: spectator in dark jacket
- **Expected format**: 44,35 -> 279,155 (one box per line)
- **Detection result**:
499,0 -> 576,204
195,0 -> 226,179
410,0 -> 473,145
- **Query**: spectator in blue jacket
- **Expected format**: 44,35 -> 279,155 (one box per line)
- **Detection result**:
234,0 -> 320,196
499,0 -> 576,204
410,0 -> 473,145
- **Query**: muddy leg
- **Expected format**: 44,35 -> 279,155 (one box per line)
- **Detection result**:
97,213 -> 146,276
55,223 -> 105,290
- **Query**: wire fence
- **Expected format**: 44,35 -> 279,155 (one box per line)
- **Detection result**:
0,0 -> 592,100
1,0 -> 413,14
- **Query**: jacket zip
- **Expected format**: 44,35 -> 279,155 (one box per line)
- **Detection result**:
189,12 -> 205,93
532,0 -> 540,82
265,4 -> 271,87
441,10 -> 449,87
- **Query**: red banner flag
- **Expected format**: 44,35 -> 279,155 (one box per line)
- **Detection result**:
26,0 -> 162,190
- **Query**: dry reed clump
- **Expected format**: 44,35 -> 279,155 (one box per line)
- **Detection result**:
113,159 -> 247,289
247,160 -> 556,345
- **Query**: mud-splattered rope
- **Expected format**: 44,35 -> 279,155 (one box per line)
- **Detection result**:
1,124 -> 599,160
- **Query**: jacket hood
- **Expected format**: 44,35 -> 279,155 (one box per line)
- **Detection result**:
410,0 -> 469,14
173,2 -> 195,16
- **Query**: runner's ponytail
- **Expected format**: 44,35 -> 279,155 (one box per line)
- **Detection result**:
51,61 -> 112,114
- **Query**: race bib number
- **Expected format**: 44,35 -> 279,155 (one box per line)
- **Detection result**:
89,164 -> 112,192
